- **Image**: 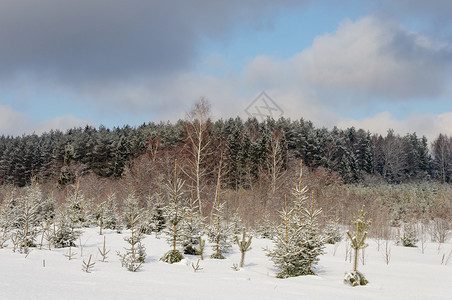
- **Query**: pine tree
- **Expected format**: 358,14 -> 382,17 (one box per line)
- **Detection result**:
323,217 -> 342,244
267,195 -> 306,278
400,221 -> 418,247
0,186 -> 15,248
301,192 -> 325,275
207,162 -> 233,259
161,160 -> 184,263
118,188 -> 146,272
345,206 -> 371,286
235,228 -> 252,268
16,179 -> 42,253
53,209 -> 82,248
103,192 -> 121,232
180,188 -> 205,255
267,161 -> 325,277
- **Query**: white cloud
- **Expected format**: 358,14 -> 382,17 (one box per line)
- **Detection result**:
0,105 -> 92,136
337,111 -> 452,141
293,15 -> 451,100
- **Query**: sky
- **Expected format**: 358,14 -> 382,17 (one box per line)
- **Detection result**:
1,0 -> 452,142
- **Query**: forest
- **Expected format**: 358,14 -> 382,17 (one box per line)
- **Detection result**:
0,100 -> 451,238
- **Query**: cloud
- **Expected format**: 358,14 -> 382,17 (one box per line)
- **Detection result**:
0,0 -> 306,86
337,111 -> 452,142
0,105 -> 92,136
294,15 -> 452,101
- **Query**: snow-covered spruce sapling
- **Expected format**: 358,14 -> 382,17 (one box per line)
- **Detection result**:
344,206 -> 371,286
118,188 -> 146,272
235,228 -> 252,268
53,209 -> 82,248
98,236 -> 111,262
399,221 -> 418,247
324,217 -> 342,244
197,236 -> 205,260
161,160 -> 184,264
207,181 -> 233,259
180,188 -> 204,255
302,192 -> 325,275
0,187 -> 15,248
267,195 -> 306,278
17,179 -> 45,254
103,192 -> 121,232
207,155 -> 233,259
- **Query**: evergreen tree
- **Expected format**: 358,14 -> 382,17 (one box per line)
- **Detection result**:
161,160 -> 185,263
118,188 -> 146,272
345,206 -> 371,286
235,228 -> 252,268
266,196 -> 306,278
323,217 -> 342,244
180,189 -> 204,255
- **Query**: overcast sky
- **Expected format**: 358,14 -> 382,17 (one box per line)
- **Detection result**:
1,0 -> 452,141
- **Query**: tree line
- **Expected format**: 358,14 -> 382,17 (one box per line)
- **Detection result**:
1,112 -> 451,187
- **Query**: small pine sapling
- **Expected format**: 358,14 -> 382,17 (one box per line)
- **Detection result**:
180,187 -> 205,255
191,259 -> 203,272
324,216 -> 342,244
98,236 -> 111,262
104,193 -> 121,232
0,187 -> 15,248
64,246 -> 77,260
207,157 -> 233,259
54,209 -> 82,248
207,185 -> 233,259
118,188 -> 146,272
399,221 -> 418,247
302,192 -> 325,275
256,212 -> 274,239
82,254 -> 95,273
231,210 -> 243,235
17,179 -> 43,254
344,206 -> 371,286
197,237 -> 206,260
235,228 -> 252,268
267,195 -> 305,278
161,160 -> 184,264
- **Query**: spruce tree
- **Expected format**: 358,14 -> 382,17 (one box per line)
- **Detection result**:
118,188 -> 146,272
180,188 -> 204,255
301,192 -> 325,275
235,228 -> 252,268
267,195 -> 306,278
207,165 -> 233,259
161,160 -> 184,263
345,206 -> 371,286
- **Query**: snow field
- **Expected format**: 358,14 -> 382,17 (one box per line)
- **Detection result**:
1,227 -> 451,300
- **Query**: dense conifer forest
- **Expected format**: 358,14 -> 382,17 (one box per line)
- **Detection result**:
1,116 -> 449,187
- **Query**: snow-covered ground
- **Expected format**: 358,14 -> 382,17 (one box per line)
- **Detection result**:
1,228 -> 451,300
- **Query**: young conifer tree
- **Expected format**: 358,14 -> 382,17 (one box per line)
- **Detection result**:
17,179 -> 42,253
104,192 -> 121,232
161,160 -> 185,263
207,157 -> 233,259
118,187 -> 146,271
344,206 -> 371,286
54,208 -> 82,248
301,191 -> 325,275
235,228 -> 252,268
267,195 -> 306,278
267,160 -> 325,277
0,186 -> 15,248
180,187 -> 205,255
122,189 -> 142,230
